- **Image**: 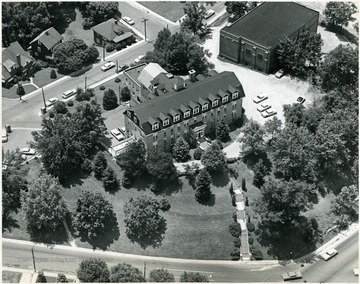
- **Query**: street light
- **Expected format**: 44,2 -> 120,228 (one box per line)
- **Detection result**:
31,246 -> 37,272
141,17 -> 149,42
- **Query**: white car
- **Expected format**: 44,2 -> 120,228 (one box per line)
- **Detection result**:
119,127 -> 126,136
20,147 -> 36,155
275,68 -> 285,79
261,108 -> 277,118
45,97 -> 58,107
101,61 -> 116,71
123,16 -> 135,25
134,55 -> 145,63
62,89 -> 76,99
205,9 -> 215,19
257,103 -> 271,112
2,128 -> 8,143
111,128 -> 125,141
281,271 -> 302,281
253,94 -> 268,103
320,248 -> 338,261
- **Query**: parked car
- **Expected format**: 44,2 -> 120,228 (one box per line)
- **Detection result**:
111,128 -> 125,141
45,97 -> 58,107
2,128 -> 8,143
101,61 -> 116,71
261,108 -> 277,118
20,147 -> 36,155
353,268 -> 359,276
281,271 -> 302,281
205,9 -> 215,19
119,127 -> 126,136
123,16 -> 135,25
320,248 -> 338,261
118,64 -> 129,72
257,103 -> 271,112
62,89 -> 76,99
297,96 -> 306,104
253,93 -> 268,103
134,55 -> 145,63
275,68 -> 285,79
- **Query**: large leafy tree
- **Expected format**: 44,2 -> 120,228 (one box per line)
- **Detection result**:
201,141 -> 227,173
77,258 -> 110,283
318,44 -> 358,92
154,28 -> 171,53
21,174 -> 68,231
195,169 -> 212,202
239,119 -> 265,154
73,190 -> 118,240
147,151 -> 178,183
149,269 -> 175,282
216,117 -> 230,142
78,2 -> 118,29
324,2 -> 358,30
110,263 -> 145,283
103,88 -> 118,110
181,2 -> 207,36
331,185 -> 358,229
277,31 -> 323,77
180,272 -> 209,282
283,103 -> 306,127
172,137 -> 190,162
264,116 -> 282,141
225,2 -> 250,18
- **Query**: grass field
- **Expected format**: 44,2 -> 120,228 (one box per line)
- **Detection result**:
32,68 -> 65,88
138,2 -> 187,22
2,84 -> 37,99
62,9 -> 93,46
2,271 -> 22,283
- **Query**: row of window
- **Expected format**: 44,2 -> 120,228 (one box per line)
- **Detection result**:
245,49 -> 264,61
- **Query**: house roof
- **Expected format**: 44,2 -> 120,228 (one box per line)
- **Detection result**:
223,2 -> 319,48
92,19 -> 131,42
138,63 -> 167,89
124,63 -> 146,86
30,27 -> 63,50
128,71 -> 245,134
113,32 -> 133,43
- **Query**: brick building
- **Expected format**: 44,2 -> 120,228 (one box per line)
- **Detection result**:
219,2 -> 319,73
29,27 -> 63,60
124,71 -> 245,152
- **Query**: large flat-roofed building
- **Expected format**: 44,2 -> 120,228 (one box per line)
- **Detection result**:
219,2 -> 319,74
124,71 -> 245,152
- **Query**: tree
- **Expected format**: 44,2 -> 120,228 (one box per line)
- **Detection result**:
120,86 -> 131,101
239,119 -> 265,154
149,268 -> 175,282
252,159 -> 267,187
277,31 -> 323,77
324,2 -> 358,30
78,2 -> 119,28
103,88 -> 118,110
154,28 -> 171,53
264,116 -> 282,140
36,271 -> 47,283
50,69 -> 57,79
201,142 -> 227,172
17,84 -> 25,100
195,169 -> 212,202
180,272 -> 209,282
181,2 -> 208,36
123,195 -> 164,245
102,166 -> 119,191
56,273 -> 69,283
216,118 -> 230,142
331,185 -> 358,229
225,2 -> 249,18
318,44 -> 358,92
53,101 -> 68,114
229,222 -> 241,237
283,103 -> 306,127
172,137 -> 190,162
21,174 -> 68,231
110,263 -> 145,283
193,148 -> 203,160
147,151 -> 178,184
77,258 -> 110,283
73,190 -> 117,240
117,139 -> 147,186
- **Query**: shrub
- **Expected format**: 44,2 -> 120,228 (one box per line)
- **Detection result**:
48,110 -> 55,118
105,43 -> 115,52
122,174 -> 132,188
50,69 -> 57,79
13,77 -> 18,84
247,215 -> 251,223
56,273 -> 68,283
82,18 -> 94,30
248,236 -> 254,245
81,158 -> 93,175
149,183 -> 160,193
247,222 -> 255,232
53,101 -> 68,114
245,196 -> 249,206
36,271 -> 47,283
229,222 -> 241,237
230,248 -> 240,260
99,85 -> 105,90
103,89 -> 118,110
232,211 -> 237,222
250,247 -> 263,260
231,194 -> 236,207
242,177 -> 246,192
115,42 -> 122,51
193,148 -> 203,160
160,198 -> 171,211
121,41 -> 127,48
102,167 -> 119,191
115,77 -> 121,83
93,152 -> 107,180
234,238 -> 241,248
132,36 -> 136,43
120,86 -> 131,101
67,100 -> 74,107
126,38 -> 132,45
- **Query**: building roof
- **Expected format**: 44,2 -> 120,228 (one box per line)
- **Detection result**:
30,27 -> 63,50
92,19 -> 131,42
223,2 -> 319,48
138,63 -> 167,89
124,63 -> 146,86
128,71 -> 245,134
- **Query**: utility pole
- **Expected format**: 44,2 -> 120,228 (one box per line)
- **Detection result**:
85,76 -> 87,90
142,17 -> 149,42
103,44 -> 106,61
143,261 -> 146,279
31,246 -> 36,272
41,87 -> 46,111
116,59 -> 118,73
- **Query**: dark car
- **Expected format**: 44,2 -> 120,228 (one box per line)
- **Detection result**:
118,64 -> 129,72
297,96 -> 306,104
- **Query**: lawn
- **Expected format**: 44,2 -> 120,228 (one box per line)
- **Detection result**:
62,9 -> 93,46
2,271 -> 22,283
2,83 -> 37,99
32,68 -> 65,88
138,2 -> 187,22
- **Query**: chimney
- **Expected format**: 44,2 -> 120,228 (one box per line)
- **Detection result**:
189,69 -> 196,82
16,54 -> 22,68
45,30 -> 49,35
153,85 -> 158,96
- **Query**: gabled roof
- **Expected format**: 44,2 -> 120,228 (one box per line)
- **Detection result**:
223,2 -> 319,48
124,63 -> 147,86
138,63 -> 167,89
30,27 -> 63,50
92,19 -> 131,42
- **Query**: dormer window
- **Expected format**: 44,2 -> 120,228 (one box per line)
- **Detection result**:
232,91 -> 239,99
163,118 -> 169,127
127,111 -> 131,118
134,116 -> 138,124
222,96 -> 229,103
152,122 -> 159,131
202,104 -> 208,111
174,114 -> 180,123
212,100 -> 219,107
184,110 -> 191,118
193,106 -> 199,115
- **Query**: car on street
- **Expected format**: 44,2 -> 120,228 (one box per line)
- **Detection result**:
118,64 -> 129,72
253,93 -> 268,103
320,248 -> 338,261
20,147 -> 36,155
281,271 -> 302,281
134,55 -> 145,63
261,108 -> 277,118
297,96 -> 306,104
101,61 -> 116,71
205,9 -> 215,19
111,128 -> 125,141
2,128 -> 8,143
62,89 -> 76,99
123,16 -> 135,25
275,68 -> 285,79
257,103 -> 271,112
45,97 -> 58,107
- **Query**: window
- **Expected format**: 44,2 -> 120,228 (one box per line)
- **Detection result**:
217,108 -> 220,113
246,49 -> 251,56
232,110 -> 236,117
153,134 -> 158,141
202,114 -> 207,120
163,118 -> 169,127
134,116 -> 138,124
202,104 -> 208,111
152,123 -> 159,131
37,46 -> 41,52
174,114 -> 180,123
193,106 -> 199,115
212,100 -> 218,107
171,127 -> 174,133
193,117 -> 197,123
257,54 -> 263,61
184,110 -> 190,118
232,91 -> 238,99
232,102 -> 237,109
184,121 -> 188,127
35,52 -> 38,56
164,132 -> 166,137
153,142 -> 158,148
222,96 -> 229,103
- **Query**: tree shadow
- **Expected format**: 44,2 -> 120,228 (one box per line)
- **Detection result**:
242,151 -> 272,173
131,173 -> 153,191
320,170 -> 352,196
197,193 -> 216,206
126,218 -> 167,249
211,171 -> 229,187
154,178 -> 183,196
105,179 -> 121,195
325,25 -> 358,45
28,224 -> 69,245
61,169 -> 85,188
2,215 -> 20,233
